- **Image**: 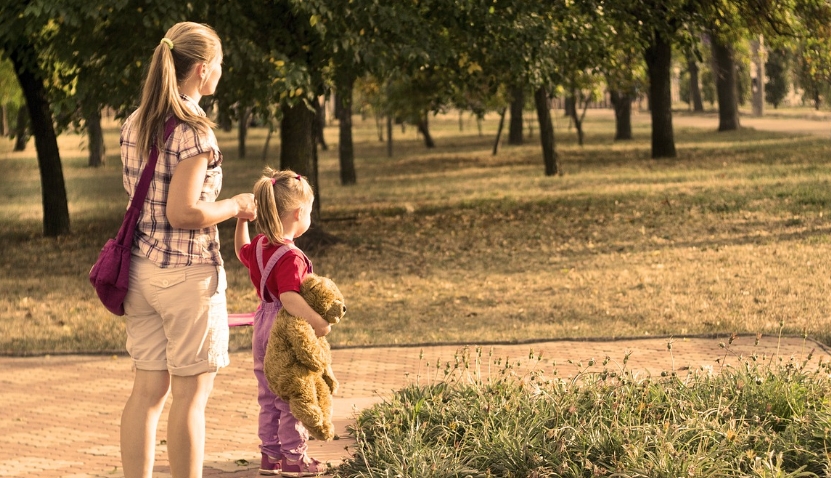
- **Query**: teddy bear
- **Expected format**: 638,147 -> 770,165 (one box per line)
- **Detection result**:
263,273 -> 346,441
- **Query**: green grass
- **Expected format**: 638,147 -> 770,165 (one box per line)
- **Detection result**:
337,341 -> 831,477
2,107 -> 831,354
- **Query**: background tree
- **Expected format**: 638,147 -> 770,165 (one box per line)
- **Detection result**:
507,85 -> 525,145
0,58 -> 24,138
685,48 -> 705,112
601,10 -> 647,141
765,47 -> 792,108
605,0 -> 699,158
710,34 -> 741,131
1,0 -> 74,236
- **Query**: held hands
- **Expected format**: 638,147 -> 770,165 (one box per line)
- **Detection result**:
233,193 -> 256,221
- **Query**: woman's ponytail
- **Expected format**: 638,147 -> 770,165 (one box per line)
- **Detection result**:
134,22 -> 221,160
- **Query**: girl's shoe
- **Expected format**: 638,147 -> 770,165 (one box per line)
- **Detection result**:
259,453 -> 283,475
280,455 -> 327,477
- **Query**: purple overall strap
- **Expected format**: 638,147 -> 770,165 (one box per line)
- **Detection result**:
256,236 -> 294,303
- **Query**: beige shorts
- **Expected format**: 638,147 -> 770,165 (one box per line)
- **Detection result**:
124,255 -> 230,376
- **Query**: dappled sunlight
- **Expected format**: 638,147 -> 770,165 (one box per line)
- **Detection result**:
4,109 -> 831,353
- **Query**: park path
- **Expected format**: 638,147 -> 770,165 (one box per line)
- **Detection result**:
1,335 -> 829,477
672,110 -> 831,138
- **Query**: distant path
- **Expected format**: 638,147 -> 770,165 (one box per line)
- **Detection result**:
670,111 -> 830,138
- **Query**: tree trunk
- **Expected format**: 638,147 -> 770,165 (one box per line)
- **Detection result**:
261,121 -> 274,162
712,37 -> 741,131
280,101 -> 318,221
534,87 -> 559,176
281,100 -> 339,251
416,114 -> 435,148
492,107 -> 507,155
610,90 -> 633,141
687,55 -> 704,112
10,44 -> 71,237
375,115 -> 384,142
238,106 -> 250,159
508,85 -> 524,145
386,116 -> 393,157
568,90 -> 586,146
218,101 -> 233,132
644,31 -> 677,159
86,107 -> 106,167
751,35 -> 765,117
336,74 -> 356,185
1,104 -> 7,136
14,105 -> 28,151
564,96 -> 575,117
315,96 -> 328,151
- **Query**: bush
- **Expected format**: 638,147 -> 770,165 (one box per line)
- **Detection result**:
337,346 -> 831,477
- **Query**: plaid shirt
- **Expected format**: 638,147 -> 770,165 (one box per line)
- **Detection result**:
120,95 -> 224,268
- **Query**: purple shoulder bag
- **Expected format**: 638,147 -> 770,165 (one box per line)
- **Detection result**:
89,116 -> 178,315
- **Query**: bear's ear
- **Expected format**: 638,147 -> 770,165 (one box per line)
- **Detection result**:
300,274 -> 323,296
303,273 -> 322,288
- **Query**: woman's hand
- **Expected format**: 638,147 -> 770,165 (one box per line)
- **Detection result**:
234,193 -> 256,221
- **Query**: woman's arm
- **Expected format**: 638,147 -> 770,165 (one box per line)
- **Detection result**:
280,291 -> 331,337
167,152 -> 255,229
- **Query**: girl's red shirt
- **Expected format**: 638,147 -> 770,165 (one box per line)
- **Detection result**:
238,235 -> 310,301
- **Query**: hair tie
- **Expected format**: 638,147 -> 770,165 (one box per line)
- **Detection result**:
270,178 -> 277,185
160,38 -> 174,50
295,174 -> 301,180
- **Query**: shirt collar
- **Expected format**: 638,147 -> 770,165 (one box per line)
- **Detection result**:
179,94 -> 206,117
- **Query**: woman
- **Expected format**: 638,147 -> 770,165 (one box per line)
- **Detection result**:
118,22 -> 255,478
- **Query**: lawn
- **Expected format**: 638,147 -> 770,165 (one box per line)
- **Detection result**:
2,107 -> 831,355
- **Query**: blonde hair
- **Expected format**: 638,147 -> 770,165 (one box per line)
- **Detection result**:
254,167 -> 315,245
135,22 -> 222,160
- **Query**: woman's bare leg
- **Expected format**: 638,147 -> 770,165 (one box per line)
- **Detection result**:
120,370 -> 170,478
167,372 -> 216,478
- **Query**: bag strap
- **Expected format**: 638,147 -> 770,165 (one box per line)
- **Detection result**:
115,116 -> 179,245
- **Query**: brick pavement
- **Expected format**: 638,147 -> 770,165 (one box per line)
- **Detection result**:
1,335 -> 829,477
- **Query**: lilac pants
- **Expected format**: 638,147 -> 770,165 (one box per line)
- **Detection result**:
252,300 -> 308,460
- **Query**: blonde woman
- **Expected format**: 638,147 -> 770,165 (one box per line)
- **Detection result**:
118,22 -> 255,478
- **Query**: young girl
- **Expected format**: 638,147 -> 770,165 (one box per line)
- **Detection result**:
119,22 -> 256,478
235,168 -> 331,477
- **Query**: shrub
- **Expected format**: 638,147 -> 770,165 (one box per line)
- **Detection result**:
337,346 -> 831,477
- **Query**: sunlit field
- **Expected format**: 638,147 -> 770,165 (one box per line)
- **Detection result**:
2,106 -> 831,355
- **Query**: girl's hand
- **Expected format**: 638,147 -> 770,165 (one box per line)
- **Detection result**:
234,193 -> 256,221
309,314 -> 331,337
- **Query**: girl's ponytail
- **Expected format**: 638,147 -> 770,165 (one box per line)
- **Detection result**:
254,174 -> 285,245
254,167 -> 315,245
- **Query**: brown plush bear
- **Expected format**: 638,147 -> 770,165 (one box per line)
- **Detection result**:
263,273 -> 346,441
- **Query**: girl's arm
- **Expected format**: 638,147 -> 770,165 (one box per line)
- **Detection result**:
167,153 -> 256,229
280,291 -> 331,337
234,218 -> 250,262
